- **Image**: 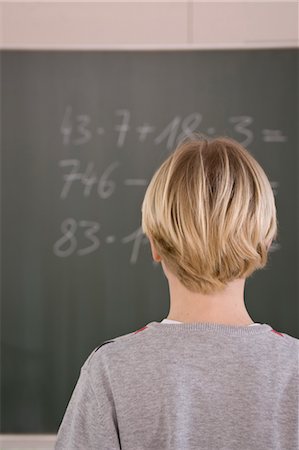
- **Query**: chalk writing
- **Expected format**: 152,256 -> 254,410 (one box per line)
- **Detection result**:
53,218 -> 100,257
56,107 -> 285,262
262,129 -> 287,142
59,160 -> 120,199
61,107 -> 285,149
53,219 -> 148,264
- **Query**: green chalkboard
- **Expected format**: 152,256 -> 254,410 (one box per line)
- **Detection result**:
1,49 -> 298,433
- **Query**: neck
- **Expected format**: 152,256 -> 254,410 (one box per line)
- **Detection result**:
166,277 -> 254,326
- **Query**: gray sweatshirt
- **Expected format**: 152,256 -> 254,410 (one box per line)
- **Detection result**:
55,321 -> 299,450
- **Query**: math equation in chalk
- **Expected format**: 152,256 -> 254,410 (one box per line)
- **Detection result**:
60,106 -> 288,149
52,217 -> 280,263
52,219 -> 156,265
54,106 -> 283,263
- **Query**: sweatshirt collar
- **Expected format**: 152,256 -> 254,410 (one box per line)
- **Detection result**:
146,321 -> 273,336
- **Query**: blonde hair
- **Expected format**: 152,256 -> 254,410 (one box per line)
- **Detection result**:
141,136 -> 278,295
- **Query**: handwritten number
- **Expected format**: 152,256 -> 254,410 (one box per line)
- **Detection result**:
60,107 -> 92,146
154,116 -> 181,150
60,106 -> 73,146
229,116 -> 253,147
77,221 -> 100,255
53,219 -> 100,257
81,162 -> 98,197
53,218 -> 77,257
121,227 -> 147,264
176,112 -> 202,145
73,115 -> 92,145
59,159 -> 81,199
115,110 -> 130,147
97,161 -> 120,199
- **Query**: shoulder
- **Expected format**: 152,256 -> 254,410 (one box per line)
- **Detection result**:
81,323 -> 153,372
267,327 -> 299,367
269,327 -> 299,346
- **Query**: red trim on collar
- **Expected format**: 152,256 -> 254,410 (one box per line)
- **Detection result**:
271,329 -> 284,337
134,326 -> 148,334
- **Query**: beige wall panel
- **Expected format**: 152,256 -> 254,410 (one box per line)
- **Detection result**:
1,0 -> 185,2
1,2 -> 189,48
0,4 -> 3,47
0,3 -> 298,51
193,2 -> 298,46
0,434 -> 55,449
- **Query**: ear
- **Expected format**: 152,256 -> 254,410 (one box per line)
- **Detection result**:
148,235 -> 162,262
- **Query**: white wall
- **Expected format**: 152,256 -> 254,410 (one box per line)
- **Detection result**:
0,1 -> 298,49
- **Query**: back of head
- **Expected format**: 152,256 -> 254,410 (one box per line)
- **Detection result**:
141,136 -> 278,295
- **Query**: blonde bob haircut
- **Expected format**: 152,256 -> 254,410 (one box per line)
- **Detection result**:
141,136 -> 278,295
